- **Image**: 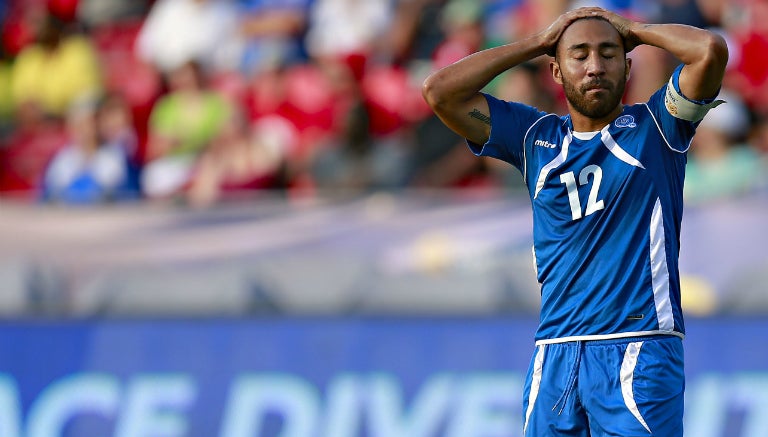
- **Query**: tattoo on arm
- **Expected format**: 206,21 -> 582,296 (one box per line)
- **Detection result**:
468,109 -> 491,125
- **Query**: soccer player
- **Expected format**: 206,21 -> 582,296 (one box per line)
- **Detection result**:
422,6 -> 728,437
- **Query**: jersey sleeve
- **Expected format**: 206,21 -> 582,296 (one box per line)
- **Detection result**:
467,93 -> 548,170
647,64 -> 722,153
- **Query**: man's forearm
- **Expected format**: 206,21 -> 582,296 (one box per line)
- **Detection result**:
632,23 -> 728,100
423,35 -> 547,109
630,23 -> 725,66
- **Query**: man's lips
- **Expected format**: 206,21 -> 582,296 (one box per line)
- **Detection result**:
584,84 -> 610,94
585,83 -> 609,91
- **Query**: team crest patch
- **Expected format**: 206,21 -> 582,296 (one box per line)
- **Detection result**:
615,115 -> 637,128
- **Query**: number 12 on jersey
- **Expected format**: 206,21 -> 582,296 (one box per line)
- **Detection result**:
559,164 -> 605,221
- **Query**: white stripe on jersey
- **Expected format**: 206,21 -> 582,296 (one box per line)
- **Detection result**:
650,198 -> 675,331
534,131 -> 572,199
523,114 -> 560,183
600,128 -> 645,169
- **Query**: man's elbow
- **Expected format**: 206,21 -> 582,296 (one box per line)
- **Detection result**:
704,31 -> 729,72
422,70 -> 463,114
421,74 -> 445,111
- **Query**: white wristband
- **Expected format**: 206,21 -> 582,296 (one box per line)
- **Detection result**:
664,76 -> 725,122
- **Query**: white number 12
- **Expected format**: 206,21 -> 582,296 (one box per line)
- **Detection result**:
559,164 -> 605,221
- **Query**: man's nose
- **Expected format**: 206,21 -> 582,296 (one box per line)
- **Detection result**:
586,54 -> 606,76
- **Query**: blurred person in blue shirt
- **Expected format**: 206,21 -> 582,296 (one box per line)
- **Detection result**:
42,93 -> 140,204
235,0 -> 312,76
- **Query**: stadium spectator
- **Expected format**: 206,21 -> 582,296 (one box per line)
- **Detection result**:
83,1 -> 161,166
304,0 -> 393,78
9,12 -> 102,118
512,0 -> 571,41
42,94 -> 140,204
141,60 -> 234,199
0,101 -> 66,198
96,91 -> 141,174
234,0 -> 311,76
684,89 -> 763,203
311,96 -> 412,193
186,108 -> 286,207
241,58 -> 358,190
431,0 -> 485,69
135,0 -> 241,74
483,0 -> 525,49
385,0 -> 447,67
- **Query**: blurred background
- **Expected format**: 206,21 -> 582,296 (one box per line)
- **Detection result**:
0,0 -> 767,436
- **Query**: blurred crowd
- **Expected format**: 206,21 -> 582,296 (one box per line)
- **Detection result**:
0,0 -> 766,207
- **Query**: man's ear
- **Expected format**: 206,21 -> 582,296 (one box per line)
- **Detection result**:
625,56 -> 632,82
550,60 -> 563,85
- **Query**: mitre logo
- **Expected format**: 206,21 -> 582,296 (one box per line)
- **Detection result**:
534,139 -> 557,149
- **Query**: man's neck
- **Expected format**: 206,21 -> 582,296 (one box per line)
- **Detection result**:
569,105 -> 624,132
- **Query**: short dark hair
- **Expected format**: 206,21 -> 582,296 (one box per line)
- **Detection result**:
552,16 -> 626,61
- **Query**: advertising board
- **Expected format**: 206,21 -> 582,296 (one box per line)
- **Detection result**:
0,317 -> 766,437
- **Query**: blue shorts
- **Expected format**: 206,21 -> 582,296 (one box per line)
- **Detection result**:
522,335 -> 684,436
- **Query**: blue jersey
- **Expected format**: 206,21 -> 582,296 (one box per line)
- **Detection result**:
471,69 -> 698,344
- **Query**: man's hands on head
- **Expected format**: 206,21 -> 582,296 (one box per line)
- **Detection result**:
592,8 -> 643,53
538,7 -> 642,57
